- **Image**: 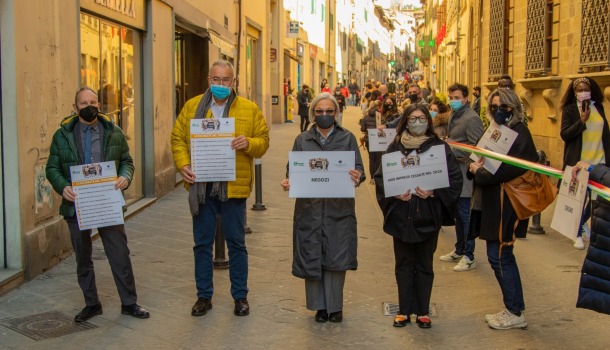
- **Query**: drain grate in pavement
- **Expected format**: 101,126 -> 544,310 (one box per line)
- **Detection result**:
0,311 -> 97,341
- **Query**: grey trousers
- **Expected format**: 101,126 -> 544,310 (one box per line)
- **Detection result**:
305,269 -> 346,313
67,219 -> 138,307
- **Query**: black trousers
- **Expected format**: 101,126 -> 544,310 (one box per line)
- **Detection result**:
393,234 -> 439,316
299,115 -> 310,132
67,218 -> 138,306
368,151 -> 382,179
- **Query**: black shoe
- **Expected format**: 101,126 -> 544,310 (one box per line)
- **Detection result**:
234,298 -> 250,316
416,315 -> 432,329
315,310 -> 329,323
121,304 -> 150,319
191,297 -> 212,316
329,311 -> 343,323
393,314 -> 410,327
74,303 -> 103,323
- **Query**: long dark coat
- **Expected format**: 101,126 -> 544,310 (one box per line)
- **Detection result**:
468,122 -> 538,242
577,164 -> 610,315
289,125 -> 365,280
296,91 -> 311,117
374,137 -> 463,243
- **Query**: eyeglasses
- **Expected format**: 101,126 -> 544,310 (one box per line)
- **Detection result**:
314,109 -> 336,115
210,77 -> 233,85
489,104 -> 511,113
407,115 -> 428,123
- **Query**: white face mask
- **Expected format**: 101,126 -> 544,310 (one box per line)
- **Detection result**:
576,91 -> 591,102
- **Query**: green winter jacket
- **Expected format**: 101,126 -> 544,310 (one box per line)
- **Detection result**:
45,113 -> 134,218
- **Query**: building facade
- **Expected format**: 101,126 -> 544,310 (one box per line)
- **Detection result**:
420,0 -> 610,168
0,0 -> 275,291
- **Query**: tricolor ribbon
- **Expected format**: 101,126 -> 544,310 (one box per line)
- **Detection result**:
448,141 -> 610,201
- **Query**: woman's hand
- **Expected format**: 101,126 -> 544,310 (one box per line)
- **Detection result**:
349,169 -> 362,186
580,104 -> 591,123
571,161 -> 591,181
414,187 -> 433,199
395,189 -> 412,201
280,179 -> 290,192
469,157 -> 485,174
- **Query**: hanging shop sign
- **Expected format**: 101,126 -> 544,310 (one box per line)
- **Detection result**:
310,45 -> 317,59
288,21 -> 299,38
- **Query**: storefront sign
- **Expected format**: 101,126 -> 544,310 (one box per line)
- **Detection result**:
297,43 -> 304,57
288,21 -> 299,38
81,0 -> 145,30
272,96 -> 279,105
310,45 -> 317,59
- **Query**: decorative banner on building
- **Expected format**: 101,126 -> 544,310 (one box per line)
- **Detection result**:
310,45 -> 317,59
288,21 -> 299,38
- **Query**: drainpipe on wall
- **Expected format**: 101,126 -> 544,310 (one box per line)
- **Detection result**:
235,0 -> 242,95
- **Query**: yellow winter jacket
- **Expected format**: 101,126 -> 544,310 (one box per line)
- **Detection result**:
171,94 -> 270,198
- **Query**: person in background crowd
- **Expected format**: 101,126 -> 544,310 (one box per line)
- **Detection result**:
439,83 -> 484,272
320,78 -> 328,92
381,84 -> 429,130
381,96 -> 401,126
388,79 -> 396,97
322,83 -> 332,94
46,87 -> 150,323
375,104 -> 462,329
348,79 -> 360,106
297,85 -> 312,132
421,88 -> 430,102
333,88 -> 347,126
360,100 -> 383,183
468,88 -> 537,330
281,93 -> 365,323
340,84 -> 350,101
571,161 -> 610,316
429,98 -> 450,140
171,60 -> 270,318
472,86 -> 482,115
560,77 -> 610,249
379,85 -> 389,101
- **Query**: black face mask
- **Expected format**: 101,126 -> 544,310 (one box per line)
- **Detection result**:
315,114 -> 335,129
493,109 -> 512,125
384,103 -> 394,111
78,105 -> 99,122
409,93 -> 419,102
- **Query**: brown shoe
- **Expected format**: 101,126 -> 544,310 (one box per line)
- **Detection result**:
191,297 -> 212,316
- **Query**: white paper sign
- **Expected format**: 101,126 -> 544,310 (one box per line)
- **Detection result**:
190,118 -> 236,182
367,128 -> 396,152
551,166 -> 588,240
470,123 -> 518,174
289,151 -> 355,198
382,145 -> 449,198
71,161 -> 125,230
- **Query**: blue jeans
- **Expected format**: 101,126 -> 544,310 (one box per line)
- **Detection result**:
349,95 -> 357,106
455,197 -> 475,260
578,190 -> 591,238
192,192 -> 248,300
486,241 -> 525,314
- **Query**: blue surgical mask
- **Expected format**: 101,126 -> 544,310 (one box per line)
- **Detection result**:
210,84 -> 231,100
449,100 -> 463,111
430,111 -> 438,118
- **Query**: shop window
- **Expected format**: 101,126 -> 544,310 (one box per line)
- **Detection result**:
80,13 -> 142,203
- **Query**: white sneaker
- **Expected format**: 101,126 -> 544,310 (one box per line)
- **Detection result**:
574,236 -> 585,250
485,309 -> 505,323
581,223 -> 591,239
439,250 -> 463,262
488,309 -> 527,330
453,256 -> 477,272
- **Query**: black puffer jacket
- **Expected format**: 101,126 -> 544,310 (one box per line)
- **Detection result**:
577,164 -> 610,315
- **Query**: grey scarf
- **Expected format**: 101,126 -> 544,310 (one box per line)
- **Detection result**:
188,89 -> 236,215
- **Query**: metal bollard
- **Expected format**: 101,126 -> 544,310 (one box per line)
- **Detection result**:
528,150 -> 549,234
213,214 -> 229,269
252,158 -> 266,210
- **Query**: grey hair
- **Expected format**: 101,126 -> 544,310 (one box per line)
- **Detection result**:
308,93 -> 340,122
209,59 -> 235,77
74,86 -> 97,105
487,88 -> 524,127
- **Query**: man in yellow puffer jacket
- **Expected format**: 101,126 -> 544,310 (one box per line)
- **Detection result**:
171,60 -> 269,318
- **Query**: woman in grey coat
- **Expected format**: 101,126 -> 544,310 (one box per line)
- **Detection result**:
281,93 -> 365,323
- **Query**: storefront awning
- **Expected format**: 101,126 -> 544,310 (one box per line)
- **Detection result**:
209,31 -> 235,58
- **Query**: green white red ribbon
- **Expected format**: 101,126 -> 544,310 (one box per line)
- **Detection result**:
448,141 -> 610,201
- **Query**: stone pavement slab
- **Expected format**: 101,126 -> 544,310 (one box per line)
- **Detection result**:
1,107 -> 609,349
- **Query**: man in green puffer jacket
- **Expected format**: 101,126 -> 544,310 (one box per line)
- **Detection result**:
46,87 -> 149,323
